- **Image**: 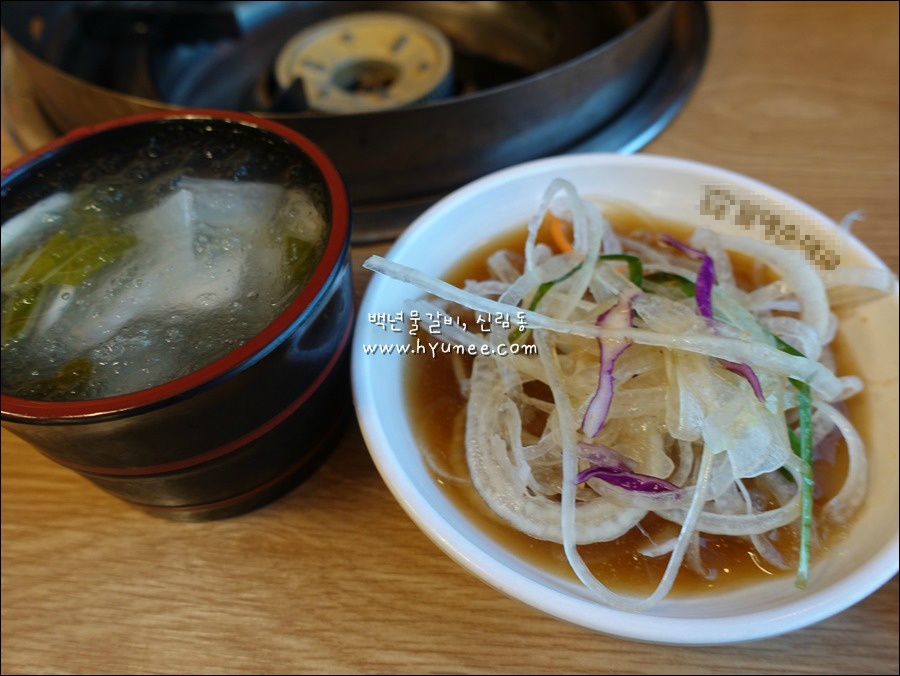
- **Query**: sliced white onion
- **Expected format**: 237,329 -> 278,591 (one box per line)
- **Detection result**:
815,401 -> 868,524
364,256 -> 845,401
715,233 -> 831,343
819,266 -> 898,307
365,180 -> 873,612
465,354 -> 643,544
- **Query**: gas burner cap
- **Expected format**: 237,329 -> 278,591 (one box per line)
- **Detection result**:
274,12 -> 454,115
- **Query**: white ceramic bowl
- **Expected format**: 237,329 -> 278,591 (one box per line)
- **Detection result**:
351,154 -> 898,644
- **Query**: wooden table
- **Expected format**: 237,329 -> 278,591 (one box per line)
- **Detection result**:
2,3 -> 897,673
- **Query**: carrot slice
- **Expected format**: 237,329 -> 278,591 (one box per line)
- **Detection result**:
546,213 -> 573,253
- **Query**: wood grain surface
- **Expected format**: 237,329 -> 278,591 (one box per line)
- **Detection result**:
2,3 -> 898,674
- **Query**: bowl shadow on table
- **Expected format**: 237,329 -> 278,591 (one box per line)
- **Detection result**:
236,409 -> 415,532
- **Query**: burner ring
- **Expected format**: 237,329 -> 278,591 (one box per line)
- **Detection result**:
274,12 -> 454,114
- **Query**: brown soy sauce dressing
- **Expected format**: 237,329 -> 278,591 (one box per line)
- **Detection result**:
406,206 -> 853,596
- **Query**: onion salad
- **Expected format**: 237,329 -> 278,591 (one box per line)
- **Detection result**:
363,179 -> 893,611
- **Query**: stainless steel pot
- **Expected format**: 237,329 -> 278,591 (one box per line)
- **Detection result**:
2,1 -> 677,209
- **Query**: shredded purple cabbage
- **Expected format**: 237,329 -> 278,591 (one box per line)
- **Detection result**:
661,234 -> 717,318
719,359 -> 766,401
662,234 -> 766,402
660,234 -> 707,261
695,255 -> 716,319
581,293 -> 635,437
576,464 -> 681,494
577,442 -> 634,471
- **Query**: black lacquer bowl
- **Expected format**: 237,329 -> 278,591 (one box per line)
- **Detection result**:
1,111 -> 353,521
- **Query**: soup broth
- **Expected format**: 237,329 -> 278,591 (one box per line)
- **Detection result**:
1,177 -> 328,401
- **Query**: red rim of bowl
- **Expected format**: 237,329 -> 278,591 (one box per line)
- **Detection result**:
0,109 -> 351,421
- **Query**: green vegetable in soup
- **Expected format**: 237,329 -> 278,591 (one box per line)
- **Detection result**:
284,235 -> 320,290
1,229 -> 137,344
16,356 -> 95,401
